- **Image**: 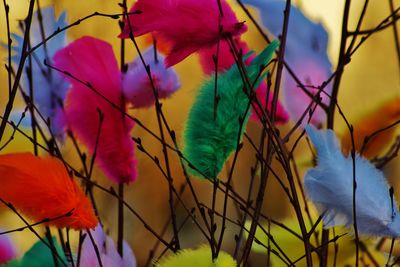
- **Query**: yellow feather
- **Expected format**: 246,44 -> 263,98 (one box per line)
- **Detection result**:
155,246 -> 236,267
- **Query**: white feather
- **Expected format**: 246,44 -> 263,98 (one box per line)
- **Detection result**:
304,125 -> 400,237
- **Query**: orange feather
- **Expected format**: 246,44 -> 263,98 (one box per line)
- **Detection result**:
0,153 -> 97,230
143,34 -> 171,55
341,98 -> 400,158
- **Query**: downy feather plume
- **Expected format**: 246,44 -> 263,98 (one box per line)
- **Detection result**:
304,125 -> 400,237
184,40 -> 279,179
0,153 -> 97,230
341,98 -> 400,158
243,0 -> 332,127
198,38 -> 289,124
53,36 -> 137,184
122,48 -> 181,108
0,230 -> 16,264
119,0 -> 247,67
10,7 -> 69,139
80,224 -> 136,267
155,246 -> 236,267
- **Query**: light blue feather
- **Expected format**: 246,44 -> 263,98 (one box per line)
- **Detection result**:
243,0 -> 333,126
10,7 -> 69,139
241,0 -> 329,59
304,125 -> 400,237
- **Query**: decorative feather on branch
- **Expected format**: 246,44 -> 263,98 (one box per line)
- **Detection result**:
120,0 -> 247,66
10,7 -> 69,139
184,40 -> 279,179
5,237 -> 67,267
0,153 -> 97,230
199,38 -> 288,124
0,230 -> 16,264
80,224 -> 136,267
53,36 -> 137,184
155,246 -> 236,267
305,125 -> 400,237
122,48 -> 181,108
341,98 -> 400,158
243,0 -> 332,127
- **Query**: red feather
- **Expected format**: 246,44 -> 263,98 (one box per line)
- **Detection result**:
0,153 -> 97,230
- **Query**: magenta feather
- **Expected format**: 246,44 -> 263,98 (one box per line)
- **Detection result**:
53,36 -> 137,184
0,230 -> 16,264
198,38 -> 251,75
120,0 -> 247,66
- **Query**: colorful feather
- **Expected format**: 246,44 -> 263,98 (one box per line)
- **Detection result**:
250,76 -> 289,123
341,98 -> 400,158
243,0 -> 332,127
184,40 -> 279,179
10,6 -> 69,139
304,125 -> 400,237
79,224 -> 136,267
122,48 -> 181,108
53,36 -> 137,184
120,0 -> 247,66
242,0 -> 329,57
283,51 -> 331,127
0,153 -> 97,230
155,245 -> 236,267
3,237 -> 69,267
199,38 -> 289,124
143,34 -> 170,55
198,38 -> 251,75
244,216 -> 385,266
0,231 -> 16,264
19,237 -> 67,267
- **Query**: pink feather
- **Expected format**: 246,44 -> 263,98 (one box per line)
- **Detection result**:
199,38 -> 289,124
119,0 -> 247,67
251,81 -> 289,124
283,53 -> 332,127
53,36 -> 137,184
0,231 -> 16,264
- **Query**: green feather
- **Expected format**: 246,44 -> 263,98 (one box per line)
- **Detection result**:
19,237 -> 67,267
184,40 -> 279,179
1,237 -> 68,267
1,260 -> 20,267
